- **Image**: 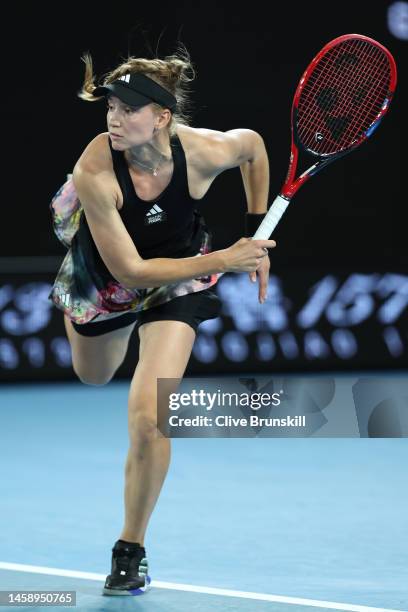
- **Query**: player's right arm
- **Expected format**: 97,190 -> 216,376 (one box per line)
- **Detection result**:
72,138 -> 275,289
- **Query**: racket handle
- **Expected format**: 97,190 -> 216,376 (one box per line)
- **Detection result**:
252,195 -> 290,239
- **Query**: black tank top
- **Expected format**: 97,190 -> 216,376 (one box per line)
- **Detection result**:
50,134 -> 219,324
111,135 -> 206,258
75,134 -> 208,282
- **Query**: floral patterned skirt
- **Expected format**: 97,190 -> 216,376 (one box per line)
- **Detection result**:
49,178 -> 219,325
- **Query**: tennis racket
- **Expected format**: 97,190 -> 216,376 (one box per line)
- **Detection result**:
253,33 -> 397,240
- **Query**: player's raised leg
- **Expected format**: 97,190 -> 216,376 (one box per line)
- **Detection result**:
64,315 -> 137,386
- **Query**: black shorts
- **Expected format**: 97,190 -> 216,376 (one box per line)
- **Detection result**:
71,288 -> 222,337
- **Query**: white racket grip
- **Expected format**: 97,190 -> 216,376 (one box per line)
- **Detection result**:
216,195 -> 290,279
252,195 -> 290,239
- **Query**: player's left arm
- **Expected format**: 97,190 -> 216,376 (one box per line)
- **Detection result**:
198,128 -> 269,212
199,128 -> 271,303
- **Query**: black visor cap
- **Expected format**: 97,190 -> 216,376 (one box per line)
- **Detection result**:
92,73 -> 177,111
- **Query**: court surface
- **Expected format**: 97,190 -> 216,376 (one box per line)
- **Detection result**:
1,381 -> 407,611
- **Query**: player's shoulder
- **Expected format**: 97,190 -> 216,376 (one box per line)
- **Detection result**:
176,124 -> 261,172
176,125 -> 233,169
74,132 -> 113,178
72,133 -> 119,205
176,124 -> 229,150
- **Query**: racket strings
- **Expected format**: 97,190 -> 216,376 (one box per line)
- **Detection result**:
297,38 -> 391,154
332,40 -> 390,136
311,43 -> 388,117
299,45 -> 389,152
299,41 -> 389,144
299,44 -> 389,150
343,47 -> 390,138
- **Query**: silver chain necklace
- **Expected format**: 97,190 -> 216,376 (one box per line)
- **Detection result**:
129,151 -> 166,176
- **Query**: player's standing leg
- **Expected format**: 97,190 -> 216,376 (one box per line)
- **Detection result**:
103,319 -> 196,595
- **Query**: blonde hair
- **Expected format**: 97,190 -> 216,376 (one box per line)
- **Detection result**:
78,46 -> 195,135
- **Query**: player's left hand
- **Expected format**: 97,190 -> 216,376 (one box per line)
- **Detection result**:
249,253 -> 270,303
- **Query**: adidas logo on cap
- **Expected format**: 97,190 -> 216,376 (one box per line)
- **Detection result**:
145,204 -> 166,225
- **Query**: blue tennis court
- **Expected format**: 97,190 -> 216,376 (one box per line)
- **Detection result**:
1,381 -> 407,611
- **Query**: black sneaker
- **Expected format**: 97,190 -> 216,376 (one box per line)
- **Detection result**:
103,540 -> 151,596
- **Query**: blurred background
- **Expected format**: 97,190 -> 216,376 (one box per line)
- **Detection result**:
1,0 -> 407,381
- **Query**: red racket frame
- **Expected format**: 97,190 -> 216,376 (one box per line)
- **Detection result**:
281,34 -> 398,200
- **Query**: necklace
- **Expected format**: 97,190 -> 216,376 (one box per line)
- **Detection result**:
128,151 -> 166,176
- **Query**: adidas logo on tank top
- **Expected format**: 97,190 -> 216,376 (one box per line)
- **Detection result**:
144,204 -> 167,225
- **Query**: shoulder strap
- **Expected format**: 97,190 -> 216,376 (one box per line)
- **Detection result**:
108,138 -> 135,203
169,134 -> 191,198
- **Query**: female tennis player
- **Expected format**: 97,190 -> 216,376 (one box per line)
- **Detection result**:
49,46 -> 275,596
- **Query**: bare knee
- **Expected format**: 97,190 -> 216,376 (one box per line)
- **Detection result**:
72,361 -> 115,386
77,374 -> 112,386
129,405 -> 161,448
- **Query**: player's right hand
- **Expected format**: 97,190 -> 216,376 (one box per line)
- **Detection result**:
222,238 -> 276,273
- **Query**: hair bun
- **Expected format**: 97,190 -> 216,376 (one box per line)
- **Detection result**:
164,51 -> 195,84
